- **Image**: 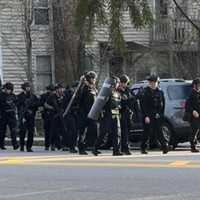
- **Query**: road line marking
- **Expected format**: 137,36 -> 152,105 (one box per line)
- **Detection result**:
1,158 -> 200,168
0,151 -> 199,161
129,192 -> 195,200
169,160 -> 190,167
0,187 -> 77,199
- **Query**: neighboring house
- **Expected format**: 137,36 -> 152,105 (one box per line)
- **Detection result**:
0,0 -> 199,93
0,0 -> 54,93
85,0 -> 200,83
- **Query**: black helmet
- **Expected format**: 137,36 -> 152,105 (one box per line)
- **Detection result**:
192,78 -> 200,86
112,76 -> 120,86
46,84 -> 55,91
21,82 -> 31,90
120,74 -> 130,84
147,74 -> 159,82
54,83 -> 63,90
85,71 -> 97,82
4,82 -> 14,91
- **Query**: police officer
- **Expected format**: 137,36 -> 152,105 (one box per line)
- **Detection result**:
140,75 -> 168,154
17,82 -> 39,152
63,82 -> 79,153
93,76 -> 122,156
78,71 -> 98,155
185,78 -> 200,152
40,84 -> 55,151
118,74 -> 136,155
0,82 -> 19,150
45,83 -> 66,151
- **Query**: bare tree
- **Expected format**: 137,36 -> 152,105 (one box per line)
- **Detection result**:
21,0 -> 33,85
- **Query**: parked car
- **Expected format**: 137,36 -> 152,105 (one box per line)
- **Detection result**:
129,79 -> 192,148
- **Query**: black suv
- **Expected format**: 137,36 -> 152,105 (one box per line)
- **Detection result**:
129,79 -> 192,148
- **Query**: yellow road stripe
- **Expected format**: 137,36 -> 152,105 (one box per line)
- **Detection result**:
0,153 -> 200,168
0,151 -> 199,161
1,161 -> 200,169
169,160 -> 190,167
0,158 -> 198,169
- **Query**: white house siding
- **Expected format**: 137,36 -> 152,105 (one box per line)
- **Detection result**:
86,0 -> 155,84
0,0 -> 54,93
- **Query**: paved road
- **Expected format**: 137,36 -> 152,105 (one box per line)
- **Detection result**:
0,146 -> 200,200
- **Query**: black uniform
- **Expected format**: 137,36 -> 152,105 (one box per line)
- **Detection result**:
94,89 -> 122,155
17,91 -> 39,151
78,84 -> 98,153
0,91 -> 18,149
40,91 -> 52,150
140,86 -> 168,153
185,89 -> 200,151
119,87 -> 137,154
46,92 -> 66,150
63,87 -> 78,152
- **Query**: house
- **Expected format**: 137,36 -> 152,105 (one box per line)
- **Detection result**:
0,0 -> 54,93
85,0 -> 200,83
0,0 -> 199,93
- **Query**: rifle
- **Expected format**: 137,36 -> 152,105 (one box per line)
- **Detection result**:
63,76 -> 85,118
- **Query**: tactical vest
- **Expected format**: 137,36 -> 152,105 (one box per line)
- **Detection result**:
110,90 -> 121,115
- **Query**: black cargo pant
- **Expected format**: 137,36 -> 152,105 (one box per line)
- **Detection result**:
78,112 -> 97,151
141,116 -> 168,151
42,112 -> 52,149
120,110 -> 131,152
94,113 -> 121,153
19,114 -> 35,150
50,114 -> 66,149
0,113 -> 18,148
190,118 -> 200,149
63,113 -> 77,149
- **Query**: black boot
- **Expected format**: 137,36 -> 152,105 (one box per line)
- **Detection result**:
0,146 -> 7,150
69,148 -> 78,153
113,151 -> 123,156
122,150 -> 132,155
141,149 -> 148,154
92,148 -> 101,156
79,150 -> 88,155
191,148 -> 199,153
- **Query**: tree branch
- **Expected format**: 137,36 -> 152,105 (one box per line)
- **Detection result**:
172,0 -> 200,34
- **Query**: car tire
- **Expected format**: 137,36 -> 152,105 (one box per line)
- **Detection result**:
160,122 -> 173,144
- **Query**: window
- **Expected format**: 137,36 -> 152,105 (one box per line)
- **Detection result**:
34,0 -> 49,25
36,55 -> 52,92
167,85 -> 192,100
159,0 -> 168,16
174,27 -> 185,43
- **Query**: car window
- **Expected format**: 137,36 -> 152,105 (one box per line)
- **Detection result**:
167,84 -> 192,100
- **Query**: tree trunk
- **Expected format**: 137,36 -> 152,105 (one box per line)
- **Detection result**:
52,0 -> 83,86
23,0 -> 33,85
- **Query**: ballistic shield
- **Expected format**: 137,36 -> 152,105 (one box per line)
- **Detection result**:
88,77 -> 117,120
